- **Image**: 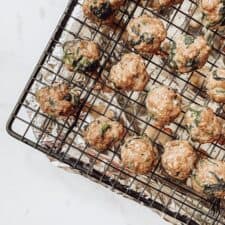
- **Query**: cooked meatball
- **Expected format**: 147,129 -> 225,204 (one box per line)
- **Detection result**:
83,116 -> 125,151
83,0 -> 124,24
148,0 -> 184,10
146,85 -> 182,126
191,158 -> 225,198
109,53 -> 149,91
185,104 -> 222,144
199,0 -> 225,28
126,15 -> 167,54
167,34 -> 210,73
161,140 -> 197,180
36,84 -> 79,117
206,68 -> 225,103
121,136 -> 158,174
63,40 -> 100,72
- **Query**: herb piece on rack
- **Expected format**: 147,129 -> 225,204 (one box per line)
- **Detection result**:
184,35 -> 195,46
192,173 -> 203,187
188,107 -> 202,126
73,56 -> 97,72
130,31 -> 154,46
100,123 -> 111,137
204,172 -> 225,195
48,98 -> 56,108
63,40 -> 100,72
63,53 -> 74,66
168,41 -> 178,70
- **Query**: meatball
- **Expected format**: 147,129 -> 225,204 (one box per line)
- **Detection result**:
83,116 -> 125,151
199,0 -> 225,28
83,0 -> 124,24
109,53 -> 149,91
206,68 -> 225,103
36,84 -> 79,117
161,140 -> 197,180
63,40 -> 101,72
167,34 -> 210,73
146,85 -> 182,126
185,104 -> 222,144
191,158 -> 225,198
126,15 -> 167,54
121,136 -> 158,174
148,0 -> 184,10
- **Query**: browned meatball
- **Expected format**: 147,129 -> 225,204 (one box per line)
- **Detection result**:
109,53 -> 149,91
199,0 -> 225,28
148,0 -> 184,10
146,85 -> 182,126
185,104 -> 222,144
167,34 -> 210,73
126,15 -> 167,54
63,40 -> 101,72
36,84 -> 79,117
83,116 -> 125,151
121,136 -> 158,174
191,158 -> 225,199
161,140 -> 197,180
83,0 -> 124,24
206,68 -> 225,103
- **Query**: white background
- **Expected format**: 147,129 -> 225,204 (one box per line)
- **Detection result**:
0,1 -> 169,224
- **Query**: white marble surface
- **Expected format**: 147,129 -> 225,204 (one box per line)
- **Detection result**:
0,1 -> 169,225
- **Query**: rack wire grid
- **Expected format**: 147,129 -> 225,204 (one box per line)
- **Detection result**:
7,0 -> 225,224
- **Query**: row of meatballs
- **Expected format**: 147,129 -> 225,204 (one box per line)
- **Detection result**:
65,3 -> 215,74
35,82 -> 225,199
83,0 -> 225,29
36,83 -> 224,144
62,36 -> 225,104
63,15 -> 212,74
82,117 -> 225,199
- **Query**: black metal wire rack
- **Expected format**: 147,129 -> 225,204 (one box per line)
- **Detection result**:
7,0 -> 225,224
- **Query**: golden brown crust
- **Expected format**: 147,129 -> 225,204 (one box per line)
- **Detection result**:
83,116 -> 125,151
126,15 -> 167,54
121,136 -> 158,174
36,84 -> 77,117
109,53 -> 149,91
146,85 -> 182,126
161,140 -> 197,180
185,104 -> 222,144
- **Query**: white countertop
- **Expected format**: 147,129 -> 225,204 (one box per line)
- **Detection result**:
0,1 -> 169,224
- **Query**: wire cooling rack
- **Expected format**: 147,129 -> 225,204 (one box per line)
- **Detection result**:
7,0 -> 225,224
